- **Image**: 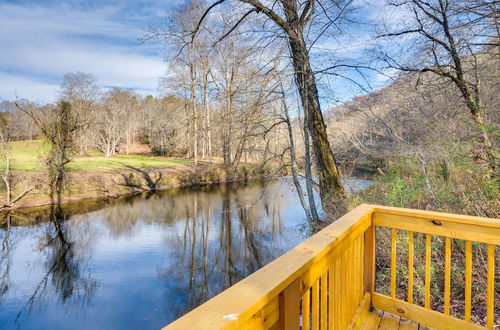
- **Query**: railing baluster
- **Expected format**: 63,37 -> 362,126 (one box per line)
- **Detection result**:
363,225 -> 375,294
408,231 -> 414,304
465,240 -> 472,322
356,236 -> 363,303
487,244 -> 495,329
425,233 -> 431,309
391,228 -> 397,298
349,244 -> 354,327
328,262 -> 334,330
320,273 -> 327,329
333,257 -> 341,330
312,279 -> 319,330
279,279 -> 300,330
302,288 -> 310,330
444,237 -> 451,315
340,251 -> 346,328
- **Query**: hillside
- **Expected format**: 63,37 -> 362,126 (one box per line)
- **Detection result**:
325,54 -> 500,218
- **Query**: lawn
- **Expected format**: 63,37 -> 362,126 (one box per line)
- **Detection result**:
2,140 -> 192,171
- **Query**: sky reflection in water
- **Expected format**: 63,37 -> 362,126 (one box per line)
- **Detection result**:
0,178 -> 311,330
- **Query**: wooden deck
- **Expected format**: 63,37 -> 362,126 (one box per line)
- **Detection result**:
165,205 -> 499,329
361,309 -> 432,329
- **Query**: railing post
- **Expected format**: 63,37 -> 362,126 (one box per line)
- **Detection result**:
363,214 -> 375,295
278,278 -> 300,330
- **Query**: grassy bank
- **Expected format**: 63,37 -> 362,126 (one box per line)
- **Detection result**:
353,156 -> 499,218
0,140 -> 277,209
3,140 -> 192,171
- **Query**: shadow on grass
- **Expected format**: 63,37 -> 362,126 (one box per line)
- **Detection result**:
119,165 -> 163,191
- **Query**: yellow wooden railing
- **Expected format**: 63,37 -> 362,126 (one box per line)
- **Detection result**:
165,204 -> 499,329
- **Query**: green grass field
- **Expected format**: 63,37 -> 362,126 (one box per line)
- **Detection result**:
2,140 -> 192,171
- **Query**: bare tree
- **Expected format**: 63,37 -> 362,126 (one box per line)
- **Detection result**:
145,1 -> 292,168
197,40 -> 214,162
191,0 -> 349,203
143,95 -> 186,156
0,112 -> 35,209
94,89 -> 135,157
378,0 -> 498,168
17,101 -> 80,204
60,72 -> 100,155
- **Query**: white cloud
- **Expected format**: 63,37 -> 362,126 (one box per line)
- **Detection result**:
0,72 -> 59,103
0,2 -> 167,102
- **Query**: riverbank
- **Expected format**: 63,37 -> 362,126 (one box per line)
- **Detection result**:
1,163 -> 277,211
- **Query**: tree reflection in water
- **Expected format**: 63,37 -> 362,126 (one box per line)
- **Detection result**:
0,212 -> 12,304
13,203 -> 98,325
0,179 -> 309,329
162,183 -> 290,318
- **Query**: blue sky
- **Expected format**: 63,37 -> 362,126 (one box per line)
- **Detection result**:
0,0 -> 396,105
0,0 -> 186,102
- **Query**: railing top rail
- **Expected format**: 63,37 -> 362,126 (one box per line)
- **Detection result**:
164,204 -> 499,329
164,204 -> 374,329
372,205 -> 500,228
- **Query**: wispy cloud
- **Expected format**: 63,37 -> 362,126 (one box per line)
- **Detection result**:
0,1 -> 176,103
0,0 -> 399,105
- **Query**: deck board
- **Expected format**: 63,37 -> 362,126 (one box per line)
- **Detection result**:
379,311 -> 401,329
359,309 -> 434,330
399,317 -> 419,329
359,308 -> 383,328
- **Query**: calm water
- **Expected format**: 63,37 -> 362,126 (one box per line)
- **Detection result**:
0,178 -> 319,330
0,177 -> 371,330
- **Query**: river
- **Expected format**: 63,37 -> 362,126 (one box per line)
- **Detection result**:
0,177 -> 370,329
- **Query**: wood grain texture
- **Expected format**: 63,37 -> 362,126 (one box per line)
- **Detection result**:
372,293 -> 486,330
424,234 -> 431,310
164,205 -> 498,330
407,231 -> 414,304
465,240 -> 472,322
391,228 -> 397,299
444,237 -> 451,316
373,212 -> 500,245
487,244 -> 495,329
279,279 -> 300,330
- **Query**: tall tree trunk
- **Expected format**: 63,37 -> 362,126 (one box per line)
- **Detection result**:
303,113 -> 321,223
287,30 -> 344,202
203,72 -> 212,163
125,130 -> 130,155
282,96 -> 313,224
190,63 -> 198,166
223,87 -> 233,166
1,139 -> 11,205
184,99 -> 191,159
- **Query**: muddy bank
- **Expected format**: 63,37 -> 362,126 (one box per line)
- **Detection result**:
1,163 -> 276,212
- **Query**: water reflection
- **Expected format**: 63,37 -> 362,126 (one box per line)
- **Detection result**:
0,179 -> 308,329
10,204 -> 98,325
0,212 -> 12,304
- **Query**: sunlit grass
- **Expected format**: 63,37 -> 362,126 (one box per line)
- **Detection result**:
1,140 -> 192,171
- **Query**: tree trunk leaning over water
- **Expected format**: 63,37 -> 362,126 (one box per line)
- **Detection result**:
286,28 -> 344,201
279,84 -> 315,224
191,0 -> 346,205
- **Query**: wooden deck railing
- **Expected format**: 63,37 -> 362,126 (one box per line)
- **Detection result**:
164,204 -> 499,329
